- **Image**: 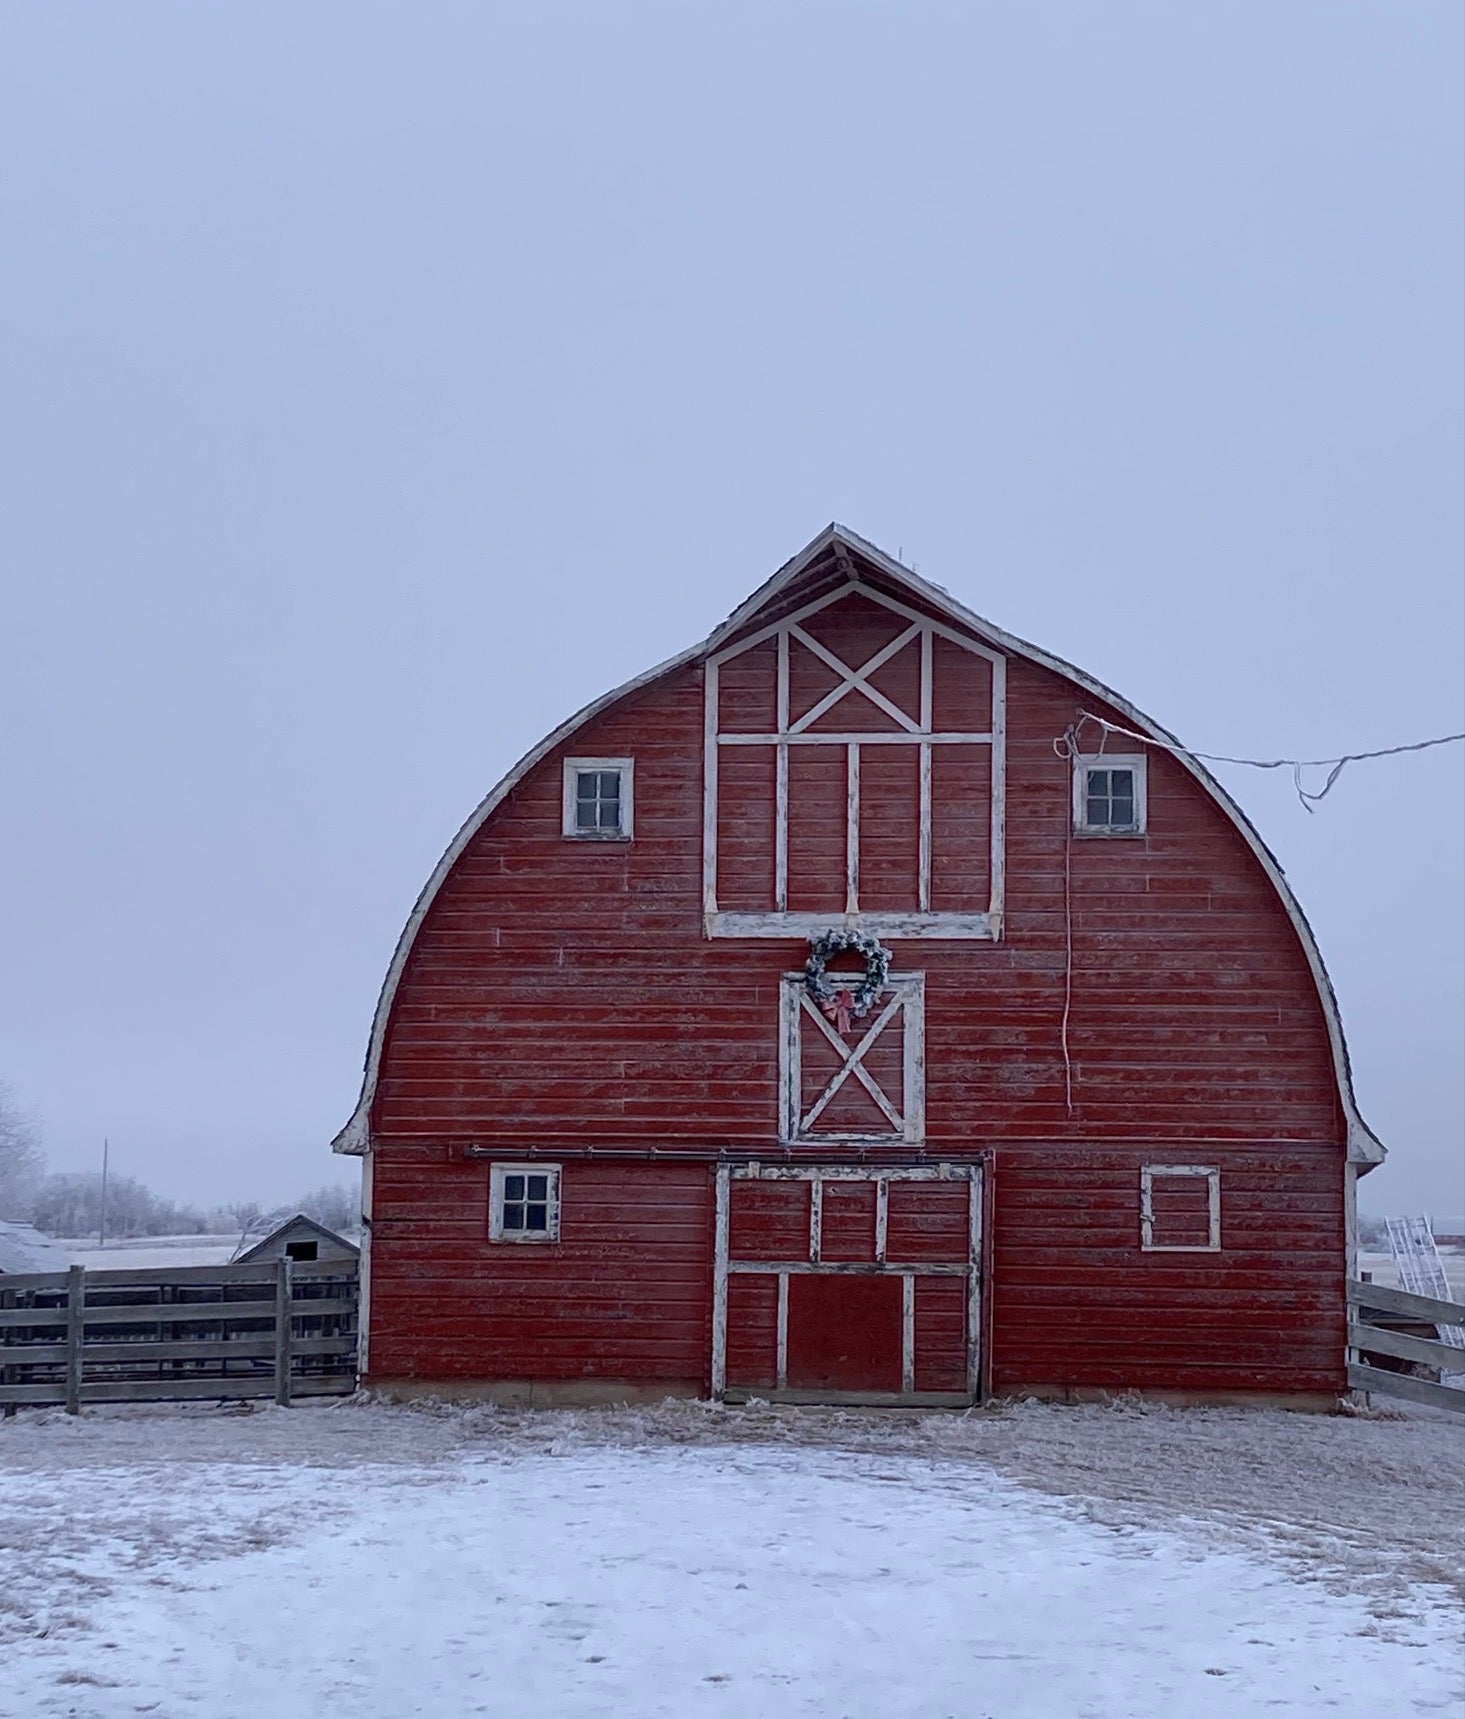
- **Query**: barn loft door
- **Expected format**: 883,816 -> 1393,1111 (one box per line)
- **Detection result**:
779,973 -> 924,1145
703,580 -> 1007,940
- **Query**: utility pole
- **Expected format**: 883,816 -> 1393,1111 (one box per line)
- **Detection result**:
99,1138 -> 109,1248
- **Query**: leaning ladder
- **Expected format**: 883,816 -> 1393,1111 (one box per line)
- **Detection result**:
1385,1215 -> 1465,1352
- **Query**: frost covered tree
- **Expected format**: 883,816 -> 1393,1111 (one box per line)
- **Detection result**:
292,1182 -> 359,1234
0,1081 -> 45,1219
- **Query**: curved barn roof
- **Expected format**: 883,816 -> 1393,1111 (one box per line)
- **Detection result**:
333,524 -> 1384,1166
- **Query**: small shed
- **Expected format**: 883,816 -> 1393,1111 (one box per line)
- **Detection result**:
0,1220 -> 68,1275
236,1214 -> 359,1267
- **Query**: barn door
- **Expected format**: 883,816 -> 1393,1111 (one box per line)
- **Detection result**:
711,1164 -> 984,1405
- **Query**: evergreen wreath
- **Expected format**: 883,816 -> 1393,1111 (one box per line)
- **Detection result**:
803,929 -> 892,1028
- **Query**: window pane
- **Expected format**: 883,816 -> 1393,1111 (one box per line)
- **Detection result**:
1109,769 -> 1133,797
576,773 -> 599,802
526,1175 -> 549,1200
1086,794 -> 1109,827
576,799 -> 600,830
1110,794 -> 1134,826
503,1174 -> 525,1201
1087,769 -> 1109,797
502,1205 -> 524,1231
597,800 -> 621,830
525,1203 -> 549,1231
597,771 -> 619,798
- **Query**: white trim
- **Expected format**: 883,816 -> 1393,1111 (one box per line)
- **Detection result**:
1072,752 -> 1147,837
357,1151 -> 373,1382
702,575 -> 1005,944
717,730 -> 994,745
966,1173 -> 983,1398
707,911 -> 994,940
845,744 -> 860,914
874,1177 -> 889,1263
809,1176 -> 823,1263
775,1271 -> 789,1388
488,1161 -> 562,1243
711,1161 -> 985,1405
711,1162 -> 730,1397
1140,1163 -> 1221,1252
562,756 -> 634,841
779,973 -> 925,1144
332,522 -> 1383,1166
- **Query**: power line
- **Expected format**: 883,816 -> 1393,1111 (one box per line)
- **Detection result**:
1072,713 -> 1465,811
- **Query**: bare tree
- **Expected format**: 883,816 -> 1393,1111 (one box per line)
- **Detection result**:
0,1081 -> 45,1218
292,1182 -> 360,1235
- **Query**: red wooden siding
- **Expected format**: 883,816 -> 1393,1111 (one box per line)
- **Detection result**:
367,1154 -> 712,1388
359,537 -> 1352,1399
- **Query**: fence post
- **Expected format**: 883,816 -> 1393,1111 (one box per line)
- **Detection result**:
1,1285 -> 13,1419
274,1257 -> 294,1407
65,1265 -> 85,1416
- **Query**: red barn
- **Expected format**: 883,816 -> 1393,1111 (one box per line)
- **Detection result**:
333,526 -> 1384,1408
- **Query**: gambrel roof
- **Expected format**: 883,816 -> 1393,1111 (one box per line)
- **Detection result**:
332,524 -> 1385,1167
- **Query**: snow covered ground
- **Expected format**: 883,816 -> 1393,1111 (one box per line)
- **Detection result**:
2,1398 -> 1461,1719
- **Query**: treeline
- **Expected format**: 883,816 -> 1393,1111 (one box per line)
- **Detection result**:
2,1078 -> 357,1240
25,1172 -> 358,1241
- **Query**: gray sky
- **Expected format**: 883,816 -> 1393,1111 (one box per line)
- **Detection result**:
2,4 -> 1460,1215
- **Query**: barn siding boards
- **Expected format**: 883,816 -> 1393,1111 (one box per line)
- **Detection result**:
367,1159 -> 713,1389
373,647 -> 1344,1147
344,525 -> 1370,1403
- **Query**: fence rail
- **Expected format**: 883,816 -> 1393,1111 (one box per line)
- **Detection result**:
0,1258 -> 358,1413
1348,1278 -> 1465,1415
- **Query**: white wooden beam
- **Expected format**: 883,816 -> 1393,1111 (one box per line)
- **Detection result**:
845,743 -> 860,915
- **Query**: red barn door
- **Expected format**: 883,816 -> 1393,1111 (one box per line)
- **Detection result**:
713,1164 -> 984,1405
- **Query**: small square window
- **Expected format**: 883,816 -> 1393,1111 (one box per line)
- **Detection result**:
563,758 -> 634,840
1073,753 -> 1147,835
285,1240 -> 319,1262
1141,1165 -> 1221,1252
490,1163 -> 561,1243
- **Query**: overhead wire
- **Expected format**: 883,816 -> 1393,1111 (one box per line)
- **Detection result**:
1068,713 -> 1464,812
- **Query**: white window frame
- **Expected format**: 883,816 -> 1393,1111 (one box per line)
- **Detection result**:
562,758 -> 634,841
489,1162 -> 562,1243
1072,752 -> 1147,836
1140,1164 -> 1221,1253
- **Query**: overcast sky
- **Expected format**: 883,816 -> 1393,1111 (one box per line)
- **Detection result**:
2,4 -> 1460,1215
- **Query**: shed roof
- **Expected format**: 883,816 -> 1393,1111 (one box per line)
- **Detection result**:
0,1220 -> 69,1275
234,1213 -> 359,1263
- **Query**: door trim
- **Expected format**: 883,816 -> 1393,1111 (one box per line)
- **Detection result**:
710,1160 -> 986,1404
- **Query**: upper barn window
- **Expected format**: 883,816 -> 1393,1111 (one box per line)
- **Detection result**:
563,758 -> 634,841
490,1163 -> 562,1242
1073,754 -> 1147,836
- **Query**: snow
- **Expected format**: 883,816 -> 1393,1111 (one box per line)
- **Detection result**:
2,1399 -> 1461,1719
55,1234 -> 241,1271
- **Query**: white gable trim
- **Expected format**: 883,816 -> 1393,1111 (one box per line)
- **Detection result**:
332,523 -> 1384,1166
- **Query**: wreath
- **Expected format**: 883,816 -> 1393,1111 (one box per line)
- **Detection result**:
804,930 -> 892,1033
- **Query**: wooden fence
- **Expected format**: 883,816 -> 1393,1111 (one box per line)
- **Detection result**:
0,1258 -> 358,1413
1348,1278 -> 1465,1414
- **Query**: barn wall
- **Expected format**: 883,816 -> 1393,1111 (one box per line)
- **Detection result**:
366,1151 -> 713,1390
364,558 -> 1349,1397
375,647 -> 1342,1149
989,1144 -> 1346,1395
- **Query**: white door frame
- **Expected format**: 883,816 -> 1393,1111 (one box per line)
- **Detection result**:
710,1161 -> 984,1404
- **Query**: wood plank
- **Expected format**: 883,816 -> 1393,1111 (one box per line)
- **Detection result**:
1348,1362 -> 1465,1414
1349,1281 -> 1465,1328
0,1307 -> 67,1329
1349,1322 -> 1465,1371
65,1265 -> 84,1415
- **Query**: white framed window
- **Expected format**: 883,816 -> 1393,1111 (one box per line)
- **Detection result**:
489,1163 -> 562,1243
1073,753 -> 1147,836
563,758 -> 634,840
1140,1164 -> 1220,1252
